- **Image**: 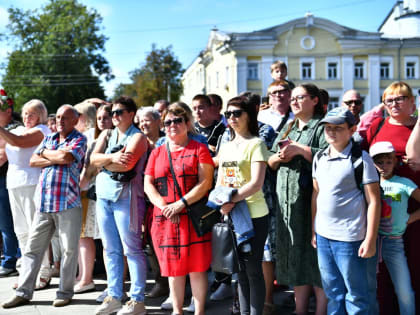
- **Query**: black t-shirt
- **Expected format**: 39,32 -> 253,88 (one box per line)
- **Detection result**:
194,120 -> 225,148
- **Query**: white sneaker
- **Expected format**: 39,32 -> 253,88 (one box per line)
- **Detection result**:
117,299 -> 146,315
210,283 -> 233,301
184,297 -> 195,313
160,295 -> 173,310
95,296 -> 122,315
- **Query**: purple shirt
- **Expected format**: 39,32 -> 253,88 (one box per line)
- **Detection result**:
35,129 -> 87,213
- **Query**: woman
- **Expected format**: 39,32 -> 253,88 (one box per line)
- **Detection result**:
215,95 -> 270,315
91,96 -> 149,315
144,104 -> 214,315
365,81 -> 420,315
137,107 -> 163,150
73,102 -> 113,294
268,84 -> 328,315
1,99 -> 51,288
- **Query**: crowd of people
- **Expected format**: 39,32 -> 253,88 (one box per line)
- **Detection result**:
0,59 -> 419,315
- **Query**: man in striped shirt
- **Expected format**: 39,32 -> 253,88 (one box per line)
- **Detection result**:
2,105 -> 87,309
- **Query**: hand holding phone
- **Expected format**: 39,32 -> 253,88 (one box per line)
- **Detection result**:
278,138 -> 290,149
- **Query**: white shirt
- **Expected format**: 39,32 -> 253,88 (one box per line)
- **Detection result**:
5,124 -> 51,189
257,109 -> 294,131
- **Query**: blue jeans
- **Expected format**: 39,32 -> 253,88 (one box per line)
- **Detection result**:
0,176 -> 19,269
97,197 -> 146,302
377,236 -> 415,315
316,234 -> 369,315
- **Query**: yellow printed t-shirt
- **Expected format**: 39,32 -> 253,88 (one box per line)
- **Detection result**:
218,137 -> 269,218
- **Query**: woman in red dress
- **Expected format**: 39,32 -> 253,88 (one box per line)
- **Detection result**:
144,103 -> 214,315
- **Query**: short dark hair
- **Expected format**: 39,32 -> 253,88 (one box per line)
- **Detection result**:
192,94 -> 211,107
208,94 -> 223,110
226,94 -> 259,138
319,89 -> 329,105
112,96 -> 137,113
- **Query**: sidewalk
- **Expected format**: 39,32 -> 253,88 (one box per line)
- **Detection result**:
0,273 -> 297,315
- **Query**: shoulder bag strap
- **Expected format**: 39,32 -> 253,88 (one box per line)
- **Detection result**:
166,142 -> 184,200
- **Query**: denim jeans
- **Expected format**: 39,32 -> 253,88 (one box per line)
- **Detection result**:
0,176 -> 19,269
97,197 -> 146,302
316,234 -> 369,315
378,236 -> 415,315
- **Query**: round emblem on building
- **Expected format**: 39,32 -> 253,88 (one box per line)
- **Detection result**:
300,35 -> 315,50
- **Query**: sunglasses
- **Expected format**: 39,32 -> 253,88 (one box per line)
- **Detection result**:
343,100 -> 362,106
224,109 -> 244,119
163,117 -> 184,127
111,109 -> 127,116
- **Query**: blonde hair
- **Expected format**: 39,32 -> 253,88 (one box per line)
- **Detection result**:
270,60 -> 288,73
22,99 -> 48,124
74,101 -> 97,129
382,81 -> 413,102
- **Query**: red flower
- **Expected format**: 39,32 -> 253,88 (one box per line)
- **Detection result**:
0,89 -> 6,96
6,98 -> 14,106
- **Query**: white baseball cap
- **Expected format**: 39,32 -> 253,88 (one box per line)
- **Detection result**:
369,141 -> 395,158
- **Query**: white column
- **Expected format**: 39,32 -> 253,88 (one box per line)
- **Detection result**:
236,56 -> 247,95
341,55 -> 354,97
368,55 -> 380,111
261,56 -> 274,95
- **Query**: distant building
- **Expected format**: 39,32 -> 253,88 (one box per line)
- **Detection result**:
181,0 -> 420,111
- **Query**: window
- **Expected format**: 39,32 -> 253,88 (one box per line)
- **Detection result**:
207,75 -> 211,91
406,62 -> 416,79
247,63 -> 259,80
328,97 -> 339,111
380,62 -> 390,79
327,62 -> 338,79
354,62 -> 364,79
302,62 -> 312,80
215,71 -> 219,88
225,66 -> 229,84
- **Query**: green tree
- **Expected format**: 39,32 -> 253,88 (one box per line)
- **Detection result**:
0,0 -> 113,113
122,44 -> 183,107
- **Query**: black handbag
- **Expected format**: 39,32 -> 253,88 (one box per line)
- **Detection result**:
211,215 -> 241,275
86,185 -> 97,201
166,142 -> 220,237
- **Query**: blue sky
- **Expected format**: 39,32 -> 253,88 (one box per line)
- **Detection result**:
0,0 -> 397,99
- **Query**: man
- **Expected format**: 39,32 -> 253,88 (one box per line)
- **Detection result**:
208,93 -> 227,127
342,89 -> 363,125
258,80 -> 294,132
192,94 -> 225,155
153,99 -> 169,117
0,90 -> 20,278
2,105 -> 87,308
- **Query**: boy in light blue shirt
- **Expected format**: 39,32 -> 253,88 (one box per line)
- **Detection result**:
369,141 -> 420,315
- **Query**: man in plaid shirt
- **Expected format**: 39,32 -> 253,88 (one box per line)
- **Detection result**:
2,105 -> 87,309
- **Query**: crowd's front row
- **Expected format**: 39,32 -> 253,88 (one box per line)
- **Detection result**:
0,81 -> 420,315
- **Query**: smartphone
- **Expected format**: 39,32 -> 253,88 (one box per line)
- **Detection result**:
278,139 -> 290,149
261,96 -> 269,105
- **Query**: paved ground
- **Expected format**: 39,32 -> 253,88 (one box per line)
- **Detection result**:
0,272 -> 298,315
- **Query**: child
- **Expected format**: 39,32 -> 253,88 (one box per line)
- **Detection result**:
369,141 -> 420,315
311,107 -> 381,314
270,60 -> 295,89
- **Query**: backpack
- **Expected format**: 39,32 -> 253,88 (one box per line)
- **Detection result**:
313,140 -> 364,191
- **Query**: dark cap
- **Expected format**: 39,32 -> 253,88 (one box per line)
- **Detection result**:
320,107 -> 357,126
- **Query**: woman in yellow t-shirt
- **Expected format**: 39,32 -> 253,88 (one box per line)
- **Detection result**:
216,94 -> 269,315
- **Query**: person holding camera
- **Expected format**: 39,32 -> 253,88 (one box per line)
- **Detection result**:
91,96 -> 148,315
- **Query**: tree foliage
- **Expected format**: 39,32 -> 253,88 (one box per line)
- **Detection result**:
118,44 -> 183,107
0,0 -> 113,113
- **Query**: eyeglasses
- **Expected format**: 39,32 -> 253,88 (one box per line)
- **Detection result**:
111,109 -> 127,116
290,95 -> 310,103
269,90 -> 289,96
343,100 -> 362,107
224,109 -> 244,119
383,96 -> 407,106
163,117 -> 184,127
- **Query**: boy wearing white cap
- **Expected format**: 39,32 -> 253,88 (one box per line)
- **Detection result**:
311,107 -> 381,314
370,141 -> 420,315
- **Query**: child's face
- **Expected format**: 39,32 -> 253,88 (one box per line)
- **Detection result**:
373,154 -> 397,180
324,123 -> 355,147
271,67 -> 287,81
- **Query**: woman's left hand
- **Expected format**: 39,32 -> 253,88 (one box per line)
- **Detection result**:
279,141 -> 302,162
161,200 -> 184,219
220,202 -> 235,215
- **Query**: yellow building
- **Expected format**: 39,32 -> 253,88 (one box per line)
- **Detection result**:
181,1 -> 420,111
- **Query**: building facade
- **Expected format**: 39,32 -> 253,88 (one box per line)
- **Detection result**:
181,0 -> 420,111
